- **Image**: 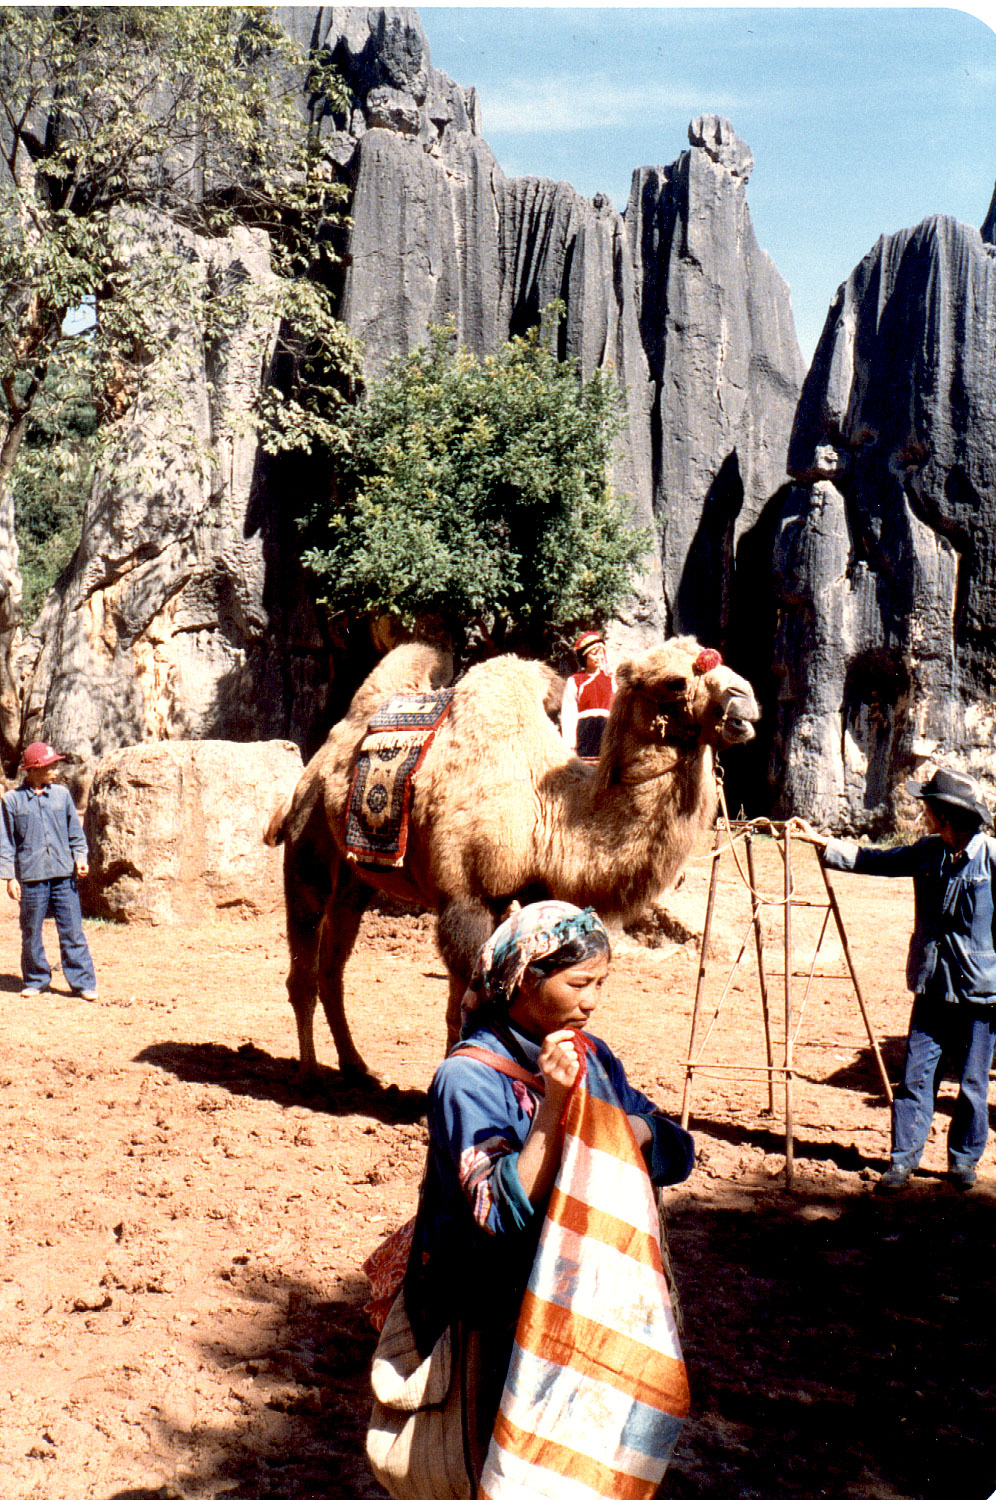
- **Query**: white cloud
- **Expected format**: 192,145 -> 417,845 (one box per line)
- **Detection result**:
479,73 -> 746,134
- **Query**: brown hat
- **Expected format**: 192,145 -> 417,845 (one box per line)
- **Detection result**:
906,767 -> 990,824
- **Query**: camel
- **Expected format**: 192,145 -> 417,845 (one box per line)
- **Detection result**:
269,636 -> 759,1076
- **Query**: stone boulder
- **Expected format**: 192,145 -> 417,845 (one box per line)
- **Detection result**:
770,214 -> 996,830
83,740 -> 303,923
365,84 -> 421,134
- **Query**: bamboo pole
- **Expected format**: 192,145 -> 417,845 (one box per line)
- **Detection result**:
818,852 -> 895,1105
744,832 -> 776,1113
680,826 -> 722,1130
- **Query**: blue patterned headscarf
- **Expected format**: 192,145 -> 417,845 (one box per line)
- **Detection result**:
462,900 -> 611,1019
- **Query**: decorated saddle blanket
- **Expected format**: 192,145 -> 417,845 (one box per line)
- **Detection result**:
344,690 -> 454,869
479,1038 -> 689,1500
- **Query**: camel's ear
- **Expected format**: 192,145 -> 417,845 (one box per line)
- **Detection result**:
538,665 -> 565,716
615,661 -> 637,689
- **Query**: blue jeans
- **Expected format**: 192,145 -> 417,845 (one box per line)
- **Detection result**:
891,991 -> 996,1171
19,876 -> 97,993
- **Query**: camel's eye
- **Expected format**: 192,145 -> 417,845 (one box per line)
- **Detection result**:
660,675 -> 687,694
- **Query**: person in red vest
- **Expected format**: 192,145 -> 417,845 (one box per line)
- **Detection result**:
560,629 -> 616,759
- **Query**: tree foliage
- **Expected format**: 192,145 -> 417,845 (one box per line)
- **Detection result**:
301,319 -> 651,655
10,367 -> 97,622
0,5 -> 359,621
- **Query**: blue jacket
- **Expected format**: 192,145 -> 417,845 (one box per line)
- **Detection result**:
0,783 -> 88,882
405,1017 -> 694,1353
824,832 -> 996,1003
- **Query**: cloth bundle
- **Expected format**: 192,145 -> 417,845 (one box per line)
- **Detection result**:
478,1042 -> 689,1499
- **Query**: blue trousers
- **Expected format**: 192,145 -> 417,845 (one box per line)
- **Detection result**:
891,991 -> 996,1172
19,876 -> 97,993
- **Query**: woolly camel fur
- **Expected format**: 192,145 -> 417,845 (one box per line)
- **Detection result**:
272,637 -> 759,1076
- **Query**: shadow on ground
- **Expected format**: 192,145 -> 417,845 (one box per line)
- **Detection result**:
689,1118 -> 878,1174
135,1040 -> 427,1124
105,1270 -> 385,1500
823,1036 -> 906,1096
667,1186 -> 996,1500
103,1183 -> 996,1500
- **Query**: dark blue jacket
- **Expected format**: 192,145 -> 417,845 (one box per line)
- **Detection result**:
824,832 -> 996,1003
405,1018 -> 693,1353
0,783 -> 88,882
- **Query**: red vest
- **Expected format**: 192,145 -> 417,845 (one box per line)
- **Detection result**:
573,669 -> 614,714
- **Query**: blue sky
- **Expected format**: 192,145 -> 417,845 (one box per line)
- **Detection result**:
417,7 -> 996,361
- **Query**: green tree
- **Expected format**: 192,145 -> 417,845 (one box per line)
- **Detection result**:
0,5 -> 359,749
0,6 -> 354,487
301,320 -> 651,656
10,367 -> 97,622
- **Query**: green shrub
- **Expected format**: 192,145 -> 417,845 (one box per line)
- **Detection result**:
301,318 -> 650,655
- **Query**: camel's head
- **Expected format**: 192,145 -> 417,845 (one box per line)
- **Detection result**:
613,638 -> 759,752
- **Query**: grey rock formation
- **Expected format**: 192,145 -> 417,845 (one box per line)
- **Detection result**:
771,215 -> 996,829
17,219 -> 322,762
627,118 -> 805,648
365,84 -> 420,134
18,7 -> 802,775
983,181 -> 996,244
333,65 -> 801,649
84,739 -> 303,922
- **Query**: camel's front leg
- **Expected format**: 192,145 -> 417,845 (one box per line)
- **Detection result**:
284,848 -> 333,1077
445,972 -> 466,1053
317,863 -> 373,1077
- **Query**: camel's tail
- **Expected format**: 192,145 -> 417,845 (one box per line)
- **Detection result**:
263,793 -> 292,848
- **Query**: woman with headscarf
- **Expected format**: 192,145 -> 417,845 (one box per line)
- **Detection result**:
396,900 -> 695,1489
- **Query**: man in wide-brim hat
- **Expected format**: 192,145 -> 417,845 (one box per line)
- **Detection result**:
795,766 -> 995,1194
904,766 -> 991,823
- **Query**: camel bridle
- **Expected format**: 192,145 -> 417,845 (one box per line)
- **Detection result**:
650,713 -> 702,747
639,680 -> 702,748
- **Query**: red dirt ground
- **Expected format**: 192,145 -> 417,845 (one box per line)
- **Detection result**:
2,832 -> 995,1500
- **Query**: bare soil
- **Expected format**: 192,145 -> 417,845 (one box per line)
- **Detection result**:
2,833 -> 995,1500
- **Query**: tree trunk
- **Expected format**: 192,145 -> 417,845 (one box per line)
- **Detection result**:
0,411 -> 32,770
0,486 -> 23,771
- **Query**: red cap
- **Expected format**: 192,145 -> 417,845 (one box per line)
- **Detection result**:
694,647 -> 723,675
573,630 -> 604,657
21,741 -> 64,769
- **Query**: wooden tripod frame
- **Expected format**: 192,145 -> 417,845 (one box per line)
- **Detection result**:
678,820 -> 893,1187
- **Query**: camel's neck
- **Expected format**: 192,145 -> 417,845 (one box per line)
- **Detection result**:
538,742 -> 718,917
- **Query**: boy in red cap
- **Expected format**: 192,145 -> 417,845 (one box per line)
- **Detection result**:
0,742 -> 97,999
560,630 -> 616,759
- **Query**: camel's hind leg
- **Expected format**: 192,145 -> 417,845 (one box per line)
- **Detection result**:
316,862 -> 373,1077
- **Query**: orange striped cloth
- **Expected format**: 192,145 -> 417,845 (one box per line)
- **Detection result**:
478,1040 -> 689,1499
